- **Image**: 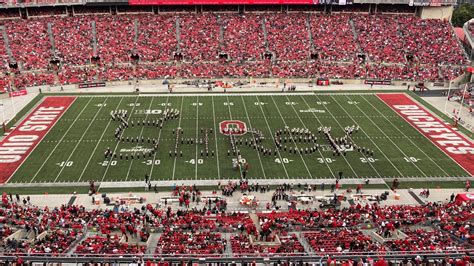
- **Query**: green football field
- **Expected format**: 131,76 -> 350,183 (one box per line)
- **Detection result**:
8,92 -> 470,184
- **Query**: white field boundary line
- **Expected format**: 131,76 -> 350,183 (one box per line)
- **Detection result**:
6,96 -> 78,184
29,97 -> 90,183
53,97 -> 110,183
195,95 -> 199,180
347,95 -> 428,177
171,96 -> 185,180
283,95 -> 336,178
239,95 -> 267,179
375,94 -> 473,178
254,95 -> 291,179
139,93 -> 315,97
78,97 -> 125,182
100,95 -> 141,182
284,95 -> 338,178
211,96 -> 221,179
361,95 -> 451,177
330,95 -> 403,178
124,96 -> 156,181
308,94 -> 359,178
148,96 -> 170,181
269,95 -> 313,179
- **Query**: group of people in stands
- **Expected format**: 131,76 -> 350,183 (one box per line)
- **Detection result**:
0,187 -> 471,264
0,12 -> 468,90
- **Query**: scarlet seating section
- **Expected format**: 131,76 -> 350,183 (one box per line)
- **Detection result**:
180,14 -> 220,61
0,199 -> 472,257
75,235 -> 145,255
29,229 -> 83,254
96,15 -> 135,64
52,16 -> 93,66
4,18 -> 52,70
156,230 -> 226,256
310,14 -> 358,62
385,228 -> 468,252
230,234 -> 304,256
265,13 -> 310,61
305,229 -> 382,254
353,15 -> 405,63
136,14 -> 177,62
0,12 -> 468,87
221,14 -> 266,61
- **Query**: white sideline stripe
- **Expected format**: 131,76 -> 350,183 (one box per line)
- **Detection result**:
100,96 -> 141,182
53,97 -> 110,183
240,95 -> 267,179
284,95 -> 335,178
304,94 -> 359,177
349,95 -> 428,177
125,96 -> 155,181
78,97 -> 125,182
270,95 -> 313,179
171,97 -> 185,180
211,96 -> 221,179
148,96 -> 170,180
139,93 -> 315,97
29,97 -> 91,183
329,95 -> 395,178
254,95 -> 291,179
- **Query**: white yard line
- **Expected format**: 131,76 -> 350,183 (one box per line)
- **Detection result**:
329,95 -> 402,177
240,95 -> 267,179
148,96 -> 170,180
124,96 -> 155,181
211,96 -> 221,178
254,95 -> 291,179
301,95 -> 359,177
100,95 -> 141,182
53,97 -> 110,183
171,97 -> 185,180
360,95 -> 450,177
269,95 -> 313,179
78,97 -> 125,182
195,96 -> 199,180
282,95 -> 336,178
345,95 -> 427,177
29,97 -> 93,183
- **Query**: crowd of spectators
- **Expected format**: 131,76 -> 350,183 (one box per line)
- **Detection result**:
156,230 -> 225,256
0,193 -> 471,258
0,12 -> 469,88
310,14 -> 358,62
385,228 -> 468,252
75,234 -> 145,255
305,229 -> 383,254
265,13 -> 309,61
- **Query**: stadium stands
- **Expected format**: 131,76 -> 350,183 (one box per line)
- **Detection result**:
0,10 -> 469,88
0,194 -> 471,262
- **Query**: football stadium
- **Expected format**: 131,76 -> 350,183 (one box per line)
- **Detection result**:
0,0 -> 473,264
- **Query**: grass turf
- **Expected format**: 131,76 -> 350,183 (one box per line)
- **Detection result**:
8,93 -> 470,185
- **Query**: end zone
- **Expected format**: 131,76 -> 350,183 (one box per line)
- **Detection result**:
0,97 -> 76,183
377,93 -> 474,176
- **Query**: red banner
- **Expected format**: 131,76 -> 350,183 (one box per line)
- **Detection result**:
377,93 -> 474,176
130,0 -> 317,4
9,89 -> 27,98
0,97 -> 76,183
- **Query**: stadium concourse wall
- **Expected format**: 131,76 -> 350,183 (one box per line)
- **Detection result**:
75,77 -> 457,90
